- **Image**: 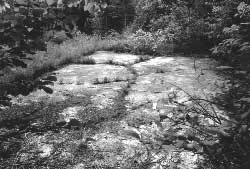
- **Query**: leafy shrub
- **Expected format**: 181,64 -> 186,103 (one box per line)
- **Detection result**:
211,2 -> 250,67
131,0 -> 216,53
211,38 -> 241,60
0,0 -> 111,107
128,29 -> 155,54
127,29 -> 174,55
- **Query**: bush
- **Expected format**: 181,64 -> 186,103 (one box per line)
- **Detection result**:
210,2 -> 250,68
127,29 -> 174,55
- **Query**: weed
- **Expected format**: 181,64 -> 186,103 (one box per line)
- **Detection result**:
121,87 -> 129,97
103,77 -> 109,84
127,66 -> 138,76
93,77 -> 111,84
155,68 -> 165,73
137,55 -> 151,63
114,77 -> 127,82
0,34 -> 127,106
60,57 -> 74,65
93,78 -> 100,84
79,57 -> 96,65
105,60 -> 127,66
106,60 -> 117,65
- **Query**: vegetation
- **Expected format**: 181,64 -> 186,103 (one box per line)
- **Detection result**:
1,0 -> 250,169
0,32 -> 126,107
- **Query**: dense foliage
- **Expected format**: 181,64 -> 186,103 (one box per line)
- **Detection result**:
210,1 -> 250,67
1,0 -> 250,169
0,0 -> 108,70
131,0 -> 250,62
132,0 -> 212,53
1,0 -> 250,73
92,0 -> 136,34
0,0 -> 108,106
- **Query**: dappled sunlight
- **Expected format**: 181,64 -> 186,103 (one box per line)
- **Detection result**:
1,0 -> 250,168
1,51 -> 236,169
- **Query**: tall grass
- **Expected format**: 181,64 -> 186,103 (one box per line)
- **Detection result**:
0,33 -> 128,85
47,33 -> 127,64
0,30 -> 174,95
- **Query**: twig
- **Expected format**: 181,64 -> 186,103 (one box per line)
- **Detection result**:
193,55 -> 197,72
167,82 -> 221,124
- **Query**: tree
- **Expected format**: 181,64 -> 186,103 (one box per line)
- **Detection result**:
90,0 -> 136,33
0,0 -> 109,107
131,0 -> 215,52
211,1 -> 250,64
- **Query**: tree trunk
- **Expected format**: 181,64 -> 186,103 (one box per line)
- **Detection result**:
124,13 -> 127,28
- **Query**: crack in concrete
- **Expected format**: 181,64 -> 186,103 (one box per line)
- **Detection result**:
1,52 -> 231,169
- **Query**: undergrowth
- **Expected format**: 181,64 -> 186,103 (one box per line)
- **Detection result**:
1,33 -> 126,84
0,33 -> 128,107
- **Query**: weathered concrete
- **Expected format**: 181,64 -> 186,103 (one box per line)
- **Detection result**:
2,51 -> 230,169
89,51 -> 141,65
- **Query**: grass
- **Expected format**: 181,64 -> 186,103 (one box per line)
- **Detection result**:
136,55 -> 152,63
1,34 -> 127,81
105,60 -> 120,65
93,76 -> 128,85
0,34 -> 128,103
93,77 -> 111,84
0,31 -> 169,96
155,68 -> 165,73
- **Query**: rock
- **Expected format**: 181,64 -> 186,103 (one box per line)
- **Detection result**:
10,64 -> 133,107
89,51 -> 141,65
90,133 -> 147,167
73,163 -> 86,169
39,144 -> 53,158
58,106 -> 83,123
178,152 -> 200,169
6,52 -> 231,169
185,143 -> 195,150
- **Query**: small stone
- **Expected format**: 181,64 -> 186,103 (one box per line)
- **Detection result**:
39,144 -> 53,158
73,163 -> 86,169
167,113 -> 174,118
60,106 -> 82,123
173,157 -> 180,163
185,143 -> 195,150
60,151 -> 73,159
178,113 -> 185,120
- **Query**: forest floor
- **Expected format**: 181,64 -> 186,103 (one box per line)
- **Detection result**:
0,51 -> 249,169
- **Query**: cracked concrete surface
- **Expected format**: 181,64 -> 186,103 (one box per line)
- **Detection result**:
3,51 -> 230,169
